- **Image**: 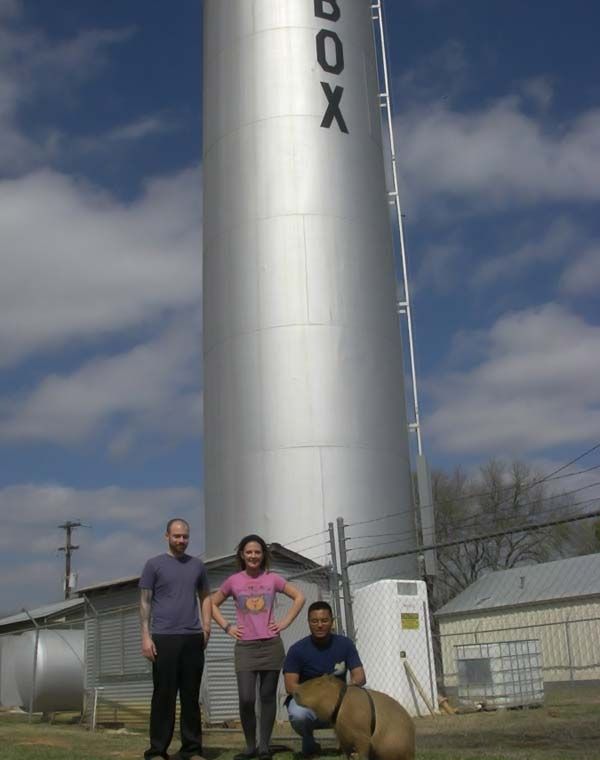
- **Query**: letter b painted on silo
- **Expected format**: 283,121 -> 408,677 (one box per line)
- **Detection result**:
314,0 -> 340,22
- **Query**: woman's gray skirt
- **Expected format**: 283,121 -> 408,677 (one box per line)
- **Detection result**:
234,636 -> 285,672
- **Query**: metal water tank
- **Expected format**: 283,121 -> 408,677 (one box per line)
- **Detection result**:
203,0 -> 417,579
15,629 -> 84,713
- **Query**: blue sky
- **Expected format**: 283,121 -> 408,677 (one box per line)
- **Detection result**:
1,0 -> 599,613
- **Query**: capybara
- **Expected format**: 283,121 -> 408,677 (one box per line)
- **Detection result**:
294,675 -> 414,760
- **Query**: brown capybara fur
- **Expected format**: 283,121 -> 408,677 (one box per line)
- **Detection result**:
294,675 -> 415,760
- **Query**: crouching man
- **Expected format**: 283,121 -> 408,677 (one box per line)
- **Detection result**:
283,602 -> 366,757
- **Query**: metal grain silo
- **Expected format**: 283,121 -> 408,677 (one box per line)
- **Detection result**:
203,0 -> 417,577
15,630 -> 84,713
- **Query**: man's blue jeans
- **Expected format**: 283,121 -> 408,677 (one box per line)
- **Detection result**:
287,697 -> 330,755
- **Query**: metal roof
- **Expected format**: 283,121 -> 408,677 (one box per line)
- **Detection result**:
0,597 -> 85,629
77,543 -> 323,595
436,553 -> 600,617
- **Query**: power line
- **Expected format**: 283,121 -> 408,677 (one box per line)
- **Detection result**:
346,479 -> 600,544
535,442 -> 600,483
348,499 -> 600,567
346,507 -> 600,569
348,497 -> 598,552
282,528 -> 329,548
345,444 -> 600,530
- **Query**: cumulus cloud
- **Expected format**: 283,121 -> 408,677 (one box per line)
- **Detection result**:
560,244 -> 600,296
520,76 -> 555,111
0,483 -> 204,610
426,304 -> 600,454
472,217 -> 581,287
413,241 -> 464,294
397,100 -> 600,208
0,6 -> 203,458
0,316 -> 202,447
0,5 -> 133,172
105,115 -> 176,142
0,165 -> 202,368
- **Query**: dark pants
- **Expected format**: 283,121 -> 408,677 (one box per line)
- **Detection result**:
145,633 -> 205,760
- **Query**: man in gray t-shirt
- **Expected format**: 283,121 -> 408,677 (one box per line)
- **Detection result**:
139,519 -> 212,760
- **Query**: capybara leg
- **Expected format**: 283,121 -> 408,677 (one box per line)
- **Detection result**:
352,736 -> 372,760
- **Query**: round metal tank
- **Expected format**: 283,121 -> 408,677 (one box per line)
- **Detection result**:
203,0 -> 417,577
15,629 -> 84,713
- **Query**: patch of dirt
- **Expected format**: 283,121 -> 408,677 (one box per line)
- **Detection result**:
17,737 -> 72,748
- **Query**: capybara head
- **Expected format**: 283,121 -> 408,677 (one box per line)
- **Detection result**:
294,675 -> 344,720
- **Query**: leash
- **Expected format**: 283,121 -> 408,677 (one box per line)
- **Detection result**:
330,683 -> 347,725
330,684 -> 376,736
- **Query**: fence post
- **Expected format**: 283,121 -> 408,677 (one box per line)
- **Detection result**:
328,522 -> 344,634
336,517 -> 355,641
564,619 -> 574,682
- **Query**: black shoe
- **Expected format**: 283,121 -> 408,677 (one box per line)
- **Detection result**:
234,751 -> 258,760
301,743 -> 322,759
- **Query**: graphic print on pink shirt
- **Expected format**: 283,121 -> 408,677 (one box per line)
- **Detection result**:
220,571 -> 286,640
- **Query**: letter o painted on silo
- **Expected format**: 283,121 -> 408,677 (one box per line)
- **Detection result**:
316,29 -> 344,75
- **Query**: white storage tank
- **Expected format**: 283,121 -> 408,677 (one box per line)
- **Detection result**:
354,579 -> 437,716
0,635 -> 22,707
14,629 -> 84,713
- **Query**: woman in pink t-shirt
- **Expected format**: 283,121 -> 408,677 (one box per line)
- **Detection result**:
212,534 -> 305,760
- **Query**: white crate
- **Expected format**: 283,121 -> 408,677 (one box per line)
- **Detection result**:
455,640 -> 544,708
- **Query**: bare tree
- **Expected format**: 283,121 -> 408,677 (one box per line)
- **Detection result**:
430,459 -> 573,607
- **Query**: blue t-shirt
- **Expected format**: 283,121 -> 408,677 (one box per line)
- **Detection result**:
283,634 -> 362,682
139,553 -> 209,635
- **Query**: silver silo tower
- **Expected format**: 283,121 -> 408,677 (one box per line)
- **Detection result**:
202,0 -> 418,578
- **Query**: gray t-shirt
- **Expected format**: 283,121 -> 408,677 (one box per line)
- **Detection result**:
139,553 -> 209,635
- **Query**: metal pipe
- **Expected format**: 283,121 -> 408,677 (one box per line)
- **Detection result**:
371,0 -> 422,455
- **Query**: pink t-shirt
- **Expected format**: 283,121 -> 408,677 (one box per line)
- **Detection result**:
220,570 -> 287,640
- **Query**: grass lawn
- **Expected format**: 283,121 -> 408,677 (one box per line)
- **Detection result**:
1,687 -> 599,760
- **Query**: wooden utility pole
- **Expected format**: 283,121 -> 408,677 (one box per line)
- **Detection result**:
58,521 -> 81,599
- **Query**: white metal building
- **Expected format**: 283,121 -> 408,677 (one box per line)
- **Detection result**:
78,545 -> 330,728
435,554 -> 600,690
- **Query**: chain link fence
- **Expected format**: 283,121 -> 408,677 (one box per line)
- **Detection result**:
2,524 -> 598,731
0,564 -> 339,732
326,514 -> 600,714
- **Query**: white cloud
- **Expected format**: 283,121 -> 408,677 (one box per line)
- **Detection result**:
0,165 -> 202,368
0,7 -> 133,172
72,115 -> 179,156
397,100 -> 600,208
0,317 -> 202,447
413,241 -> 463,294
472,217 -> 581,287
426,304 -> 600,454
0,483 -> 202,528
560,244 -> 600,295
106,115 -> 175,142
520,76 -> 554,111
0,0 -> 20,19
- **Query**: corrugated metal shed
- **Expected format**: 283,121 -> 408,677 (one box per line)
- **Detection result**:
79,546 -> 330,728
435,554 -> 600,690
436,554 -> 600,617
